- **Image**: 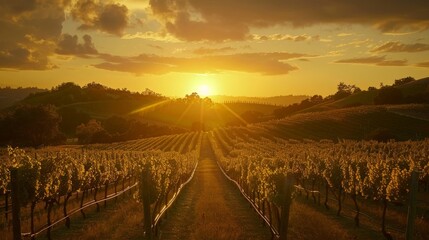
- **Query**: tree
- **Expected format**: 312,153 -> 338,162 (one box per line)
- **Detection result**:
374,87 -> 404,105
185,92 -> 201,103
58,107 -> 90,136
333,82 -> 360,100
103,116 -> 129,135
0,104 -> 64,147
241,110 -> 263,123
76,119 -> 110,144
392,77 -> 415,87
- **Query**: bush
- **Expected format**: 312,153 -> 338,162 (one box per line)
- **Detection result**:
366,128 -> 396,142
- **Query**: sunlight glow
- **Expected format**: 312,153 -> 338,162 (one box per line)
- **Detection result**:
197,85 -> 211,97
129,100 -> 171,115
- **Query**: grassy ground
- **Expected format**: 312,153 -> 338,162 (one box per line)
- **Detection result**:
159,137 -> 271,240
43,196 -> 145,240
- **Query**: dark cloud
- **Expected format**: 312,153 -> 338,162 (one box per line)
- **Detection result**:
71,0 -> 129,36
0,47 -> 55,70
335,56 -> 407,66
165,12 -> 249,41
0,0 -> 37,14
371,41 -> 429,53
148,44 -> 164,50
0,0 -> 68,70
416,61 -> 429,68
150,0 -> 429,41
56,34 -> 98,56
93,52 -> 311,75
193,47 -> 235,55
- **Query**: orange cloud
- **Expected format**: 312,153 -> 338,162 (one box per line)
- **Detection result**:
335,56 -> 407,66
193,47 -> 235,55
251,34 -> 319,42
371,41 -> 429,53
93,52 -> 312,75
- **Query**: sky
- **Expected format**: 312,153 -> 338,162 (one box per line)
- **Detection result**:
0,0 -> 428,97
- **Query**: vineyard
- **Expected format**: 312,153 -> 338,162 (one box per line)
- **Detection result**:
210,126 -> 429,239
0,127 -> 429,239
0,132 -> 202,240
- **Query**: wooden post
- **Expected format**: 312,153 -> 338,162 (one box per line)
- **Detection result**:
406,170 -> 418,240
142,166 -> 152,239
5,191 -> 9,223
279,174 -> 294,240
10,168 -> 22,240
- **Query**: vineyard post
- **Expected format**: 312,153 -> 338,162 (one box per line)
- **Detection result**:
279,174 -> 294,240
10,168 -> 22,240
142,166 -> 152,240
406,169 -> 418,240
5,191 -> 9,223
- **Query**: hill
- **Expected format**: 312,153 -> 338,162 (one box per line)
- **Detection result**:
209,95 -> 308,106
0,87 -> 46,109
299,77 -> 429,113
254,104 -> 429,141
138,100 -> 279,130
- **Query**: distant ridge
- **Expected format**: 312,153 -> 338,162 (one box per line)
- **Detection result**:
0,87 -> 47,109
209,95 -> 308,106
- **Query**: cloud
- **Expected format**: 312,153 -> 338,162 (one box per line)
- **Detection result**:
250,34 -> 320,42
149,0 -> 429,41
337,33 -> 354,37
165,12 -> 249,41
193,47 -> 235,55
0,0 -> 37,14
121,31 -> 179,42
71,0 -> 129,36
371,41 -> 429,53
148,44 -> 164,50
0,47 -> 56,70
335,56 -> 407,66
56,34 -> 98,56
0,0 -> 68,70
93,52 -> 312,75
415,61 -> 429,68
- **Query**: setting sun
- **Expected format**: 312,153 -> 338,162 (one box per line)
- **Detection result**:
197,85 -> 211,96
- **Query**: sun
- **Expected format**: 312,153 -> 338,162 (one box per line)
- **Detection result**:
197,85 -> 211,97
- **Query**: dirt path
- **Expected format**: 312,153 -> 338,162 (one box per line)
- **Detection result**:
159,135 -> 271,240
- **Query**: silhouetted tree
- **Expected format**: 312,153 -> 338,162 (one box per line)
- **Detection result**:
103,116 -> 129,135
0,104 -> 64,147
392,77 -> 415,87
333,82 -> 360,100
76,119 -> 110,144
241,110 -> 263,123
58,107 -> 90,136
374,87 -> 404,105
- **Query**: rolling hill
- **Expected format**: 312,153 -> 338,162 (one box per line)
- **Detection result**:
299,77 -> 429,113
256,104 -> 429,141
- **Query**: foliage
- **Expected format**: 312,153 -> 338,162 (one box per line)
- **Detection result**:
392,77 -> 415,87
374,87 -> 404,105
0,104 -> 64,147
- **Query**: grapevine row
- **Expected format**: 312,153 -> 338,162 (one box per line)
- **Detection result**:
210,134 -> 429,239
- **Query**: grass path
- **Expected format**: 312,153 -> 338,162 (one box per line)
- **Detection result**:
159,135 -> 271,240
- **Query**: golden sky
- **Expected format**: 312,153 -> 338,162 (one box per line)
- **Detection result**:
0,0 -> 429,97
